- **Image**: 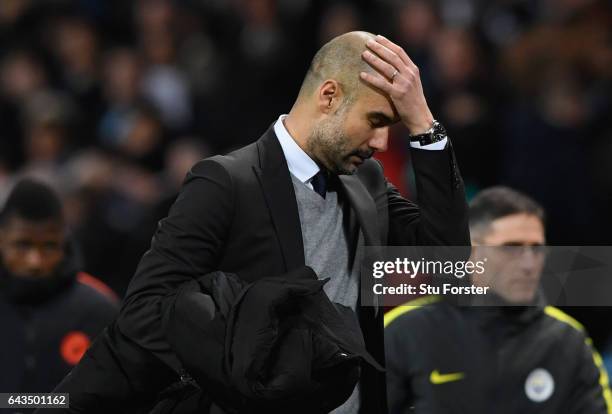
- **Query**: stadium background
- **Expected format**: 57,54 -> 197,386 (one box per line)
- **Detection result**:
0,0 -> 611,372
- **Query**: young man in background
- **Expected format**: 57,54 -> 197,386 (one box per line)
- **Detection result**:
0,179 -> 118,407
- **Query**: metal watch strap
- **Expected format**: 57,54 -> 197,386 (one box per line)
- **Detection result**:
409,120 -> 447,146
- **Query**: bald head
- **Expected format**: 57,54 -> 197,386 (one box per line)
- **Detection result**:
284,31 -> 395,175
298,31 -> 377,105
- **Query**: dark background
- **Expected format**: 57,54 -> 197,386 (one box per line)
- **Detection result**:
0,0 -> 610,353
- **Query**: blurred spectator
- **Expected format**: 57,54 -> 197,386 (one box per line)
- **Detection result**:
497,1 -> 611,243
135,0 -> 193,130
100,47 -> 167,168
113,104 -> 166,171
318,2 -> 361,45
0,179 -> 118,403
98,47 -> 143,148
235,0 -> 286,67
47,16 -> 104,145
395,0 -> 439,55
141,64 -> 192,131
22,91 -> 75,165
393,0 -> 439,81
429,28 -> 498,194
0,50 -> 46,102
0,50 -> 48,169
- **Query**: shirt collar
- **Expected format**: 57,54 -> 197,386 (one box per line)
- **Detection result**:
273,114 -> 320,183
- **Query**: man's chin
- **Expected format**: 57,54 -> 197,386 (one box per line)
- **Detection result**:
505,290 -> 538,305
335,164 -> 358,175
335,158 -> 365,175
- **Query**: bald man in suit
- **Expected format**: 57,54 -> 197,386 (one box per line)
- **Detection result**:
49,31 -> 469,414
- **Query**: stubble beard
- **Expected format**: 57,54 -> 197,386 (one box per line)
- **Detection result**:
307,112 -> 356,175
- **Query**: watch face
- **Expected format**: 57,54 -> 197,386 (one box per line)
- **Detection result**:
432,122 -> 447,143
411,121 -> 447,145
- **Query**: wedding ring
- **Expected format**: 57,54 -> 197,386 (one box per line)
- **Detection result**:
391,69 -> 399,82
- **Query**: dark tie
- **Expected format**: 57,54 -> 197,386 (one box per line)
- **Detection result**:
311,170 -> 327,199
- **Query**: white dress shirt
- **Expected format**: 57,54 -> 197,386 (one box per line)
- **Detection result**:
273,115 -> 321,190
273,114 -> 446,186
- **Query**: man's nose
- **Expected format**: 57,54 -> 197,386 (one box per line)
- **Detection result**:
24,248 -> 43,271
518,246 -> 541,271
368,127 -> 389,152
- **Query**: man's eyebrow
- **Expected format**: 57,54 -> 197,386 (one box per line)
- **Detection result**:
367,111 -> 399,124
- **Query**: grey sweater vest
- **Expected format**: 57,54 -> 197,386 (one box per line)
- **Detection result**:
290,174 -> 362,309
290,173 -> 362,414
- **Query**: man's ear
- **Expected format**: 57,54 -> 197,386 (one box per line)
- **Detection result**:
317,80 -> 341,114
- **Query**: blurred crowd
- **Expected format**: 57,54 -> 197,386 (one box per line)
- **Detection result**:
0,0 -> 610,298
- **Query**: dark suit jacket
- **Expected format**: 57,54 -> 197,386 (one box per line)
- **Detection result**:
48,125 -> 469,414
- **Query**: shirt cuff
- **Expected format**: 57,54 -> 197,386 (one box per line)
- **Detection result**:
409,137 -> 448,151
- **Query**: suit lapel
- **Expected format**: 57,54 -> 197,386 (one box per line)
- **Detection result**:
253,126 -> 305,271
338,174 -> 382,316
338,175 -> 381,246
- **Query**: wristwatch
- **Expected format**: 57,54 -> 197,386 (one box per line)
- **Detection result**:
409,120 -> 447,146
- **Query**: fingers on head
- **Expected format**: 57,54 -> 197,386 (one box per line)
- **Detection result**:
359,71 -> 392,93
366,39 -> 403,71
374,35 -> 417,71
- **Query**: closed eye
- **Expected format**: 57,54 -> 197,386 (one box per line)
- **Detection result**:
367,111 -> 396,128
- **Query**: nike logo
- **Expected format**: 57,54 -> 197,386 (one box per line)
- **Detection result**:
429,370 -> 465,384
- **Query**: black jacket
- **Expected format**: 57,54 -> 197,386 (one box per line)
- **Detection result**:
384,296 -> 611,414
0,248 -> 118,413
154,267 -> 384,413
47,124 -> 469,414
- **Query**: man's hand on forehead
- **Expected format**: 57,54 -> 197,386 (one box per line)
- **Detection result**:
360,35 -> 434,135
